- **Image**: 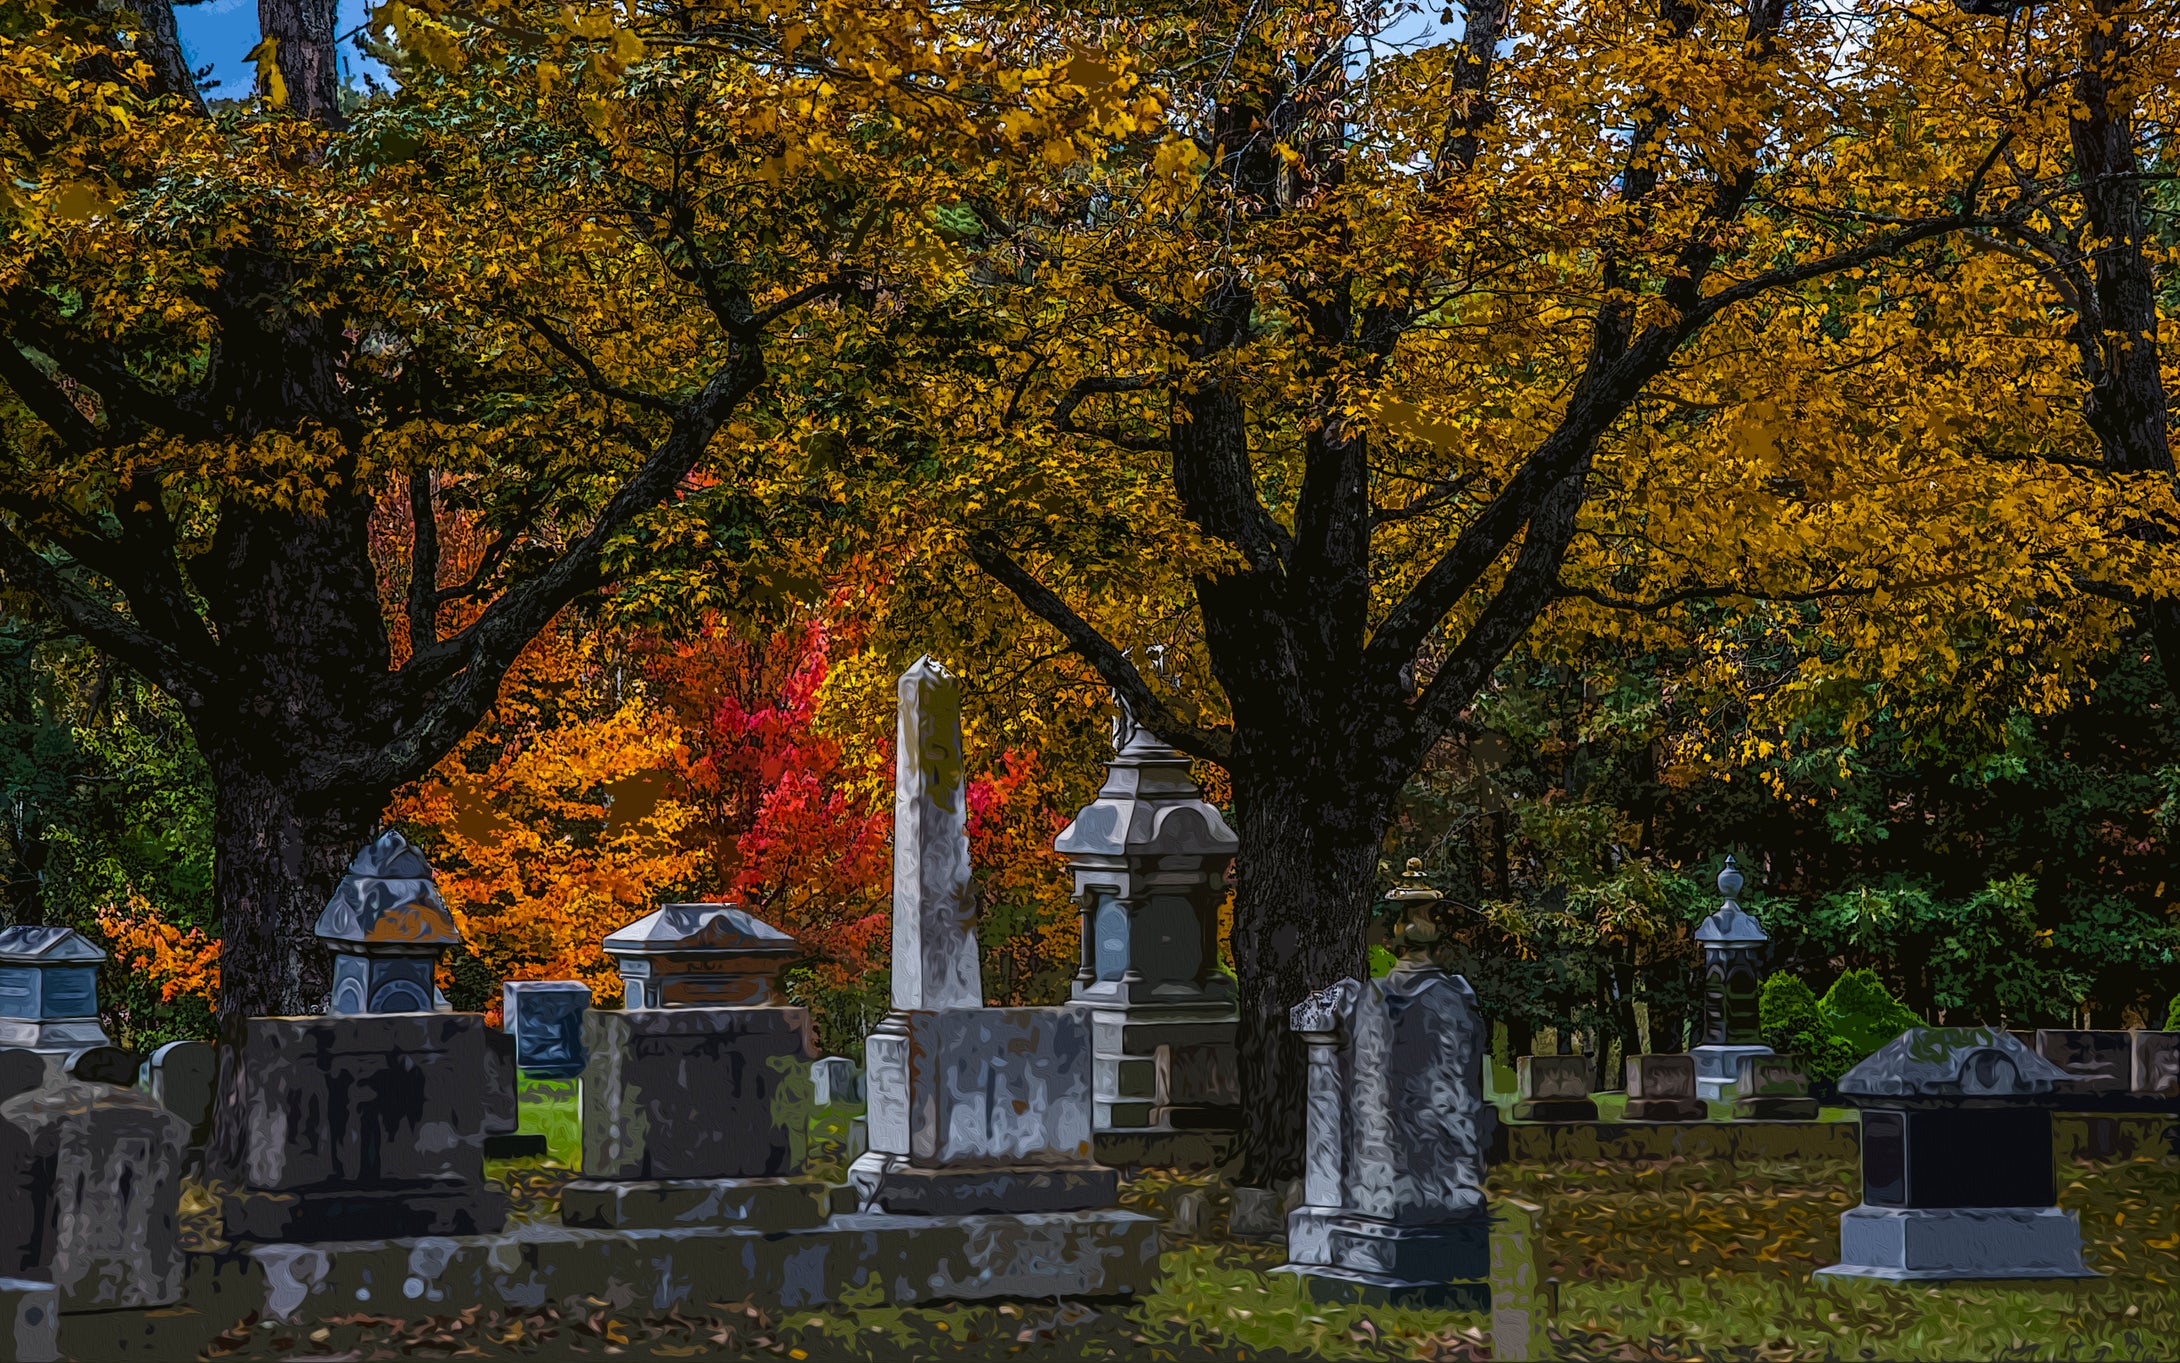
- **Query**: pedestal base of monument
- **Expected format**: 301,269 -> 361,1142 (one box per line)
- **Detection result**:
1276,1210 -> 1492,1309
1623,1097 -> 1707,1122
848,1152 -> 1118,1214
179,1209 -> 1162,1323
0,1279 -> 56,1363
1093,1127 -> 1239,1172
220,1183 -> 509,1243
1691,1044 -> 1772,1103
1734,1094 -> 1820,1120
1815,1206 -> 2101,1281
559,1177 -> 843,1230
1511,1097 -> 1598,1122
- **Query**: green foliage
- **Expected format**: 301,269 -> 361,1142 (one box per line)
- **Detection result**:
2166,992 -> 2180,1031
1759,971 -> 1859,1084
1818,968 -> 1924,1060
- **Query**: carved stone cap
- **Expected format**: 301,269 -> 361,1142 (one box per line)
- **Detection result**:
1289,982 -> 1354,1035
313,830 -> 460,952
603,903 -> 800,959
0,926 -> 105,964
1838,1026 -> 2074,1103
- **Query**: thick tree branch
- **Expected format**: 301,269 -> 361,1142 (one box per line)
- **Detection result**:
406,469 -> 439,652
0,521 -> 218,709
967,534 -> 1233,766
0,339 -> 104,454
340,344 -> 768,790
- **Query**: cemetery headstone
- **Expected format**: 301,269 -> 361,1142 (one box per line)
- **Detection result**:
501,979 -> 592,1076
1513,1055 -> 1597,1122
61,1046 -> 140,1088
1733,1053 -> 1819,1119
604,903 -> 798,1007
218,1011 -> 508,1242
146,1040 -> 217,1148
2131,1030 -> 2179,1099
0,1052 -> 42,1106
1689,857 -> 1773,1101
1275,904 -> 1495,1307
0,1079 -> 189,1311
812,1055 -> 863,1106
0,928 -> 110,1052
1058,697 -> 1240,1136
478,1026 -> 545,1159
1624,1054 -> 1706,1121
1818,1026 -> 2097,1280
2033,1029 -> 2131,1094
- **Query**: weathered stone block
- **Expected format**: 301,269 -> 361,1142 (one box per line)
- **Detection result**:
2130,1030 -> 2179,1099
2034,1030 -> 2131,1093
146,1041 -> 216,1147
219,1183 -> 508,1243
558,1177 -> 830,1230
0,1081 -> 187,1311
483,1028 -> 519,1137
1624,1054 -> 1707,1121
580,1006 -> 815,1181
229,1013 -> 492,1192
1733,1053 -> 1818,1119
502,981 -> 592,1077
811,1056 -> 863,1106
1819,1205 -> 2094,1280
1513,1055 -> 1597,1121
904,1008 -> 1094,1166
868,1165 -> 1118,1215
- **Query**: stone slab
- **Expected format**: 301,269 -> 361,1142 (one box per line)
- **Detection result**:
1818,1205 -> 2098,1280
1626,1054 -> 1698,1100
183,1209 -> 1160,1323
868,1165 -> 1117,1215
1623,1097 -> 1707,1122
1735,1095 -> 1819,1120
1091,1128 -> 1238,1173
1495,1120 -> 1859,1166
1270,1263 -> 1489,1312
1511,1097 -> 1599,1122
501,982 -> 591,1078
2130,1031 -> 2178,1099
1690,1043 -> 1771,1103
812,1056 -> 863,1107
581,1006 -> 814,1181
1,1081 -> 189,1311
558,1178 -> 831,1231
146,1042 -> 216,1148
904,1008 -> 1094,1167
483,1028 -> 519,1137
221,1184 -> 509,1244
2034,1030 -> 2130,1093
1516,1055 -> 1591,1101
229,1013 -> 493,1191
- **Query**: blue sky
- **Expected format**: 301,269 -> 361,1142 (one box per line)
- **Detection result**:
173,0 -> 387,97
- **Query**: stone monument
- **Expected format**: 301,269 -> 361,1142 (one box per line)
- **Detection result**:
1733,1052 -> 1818,1119
603,903 -> 799,1007
1512,1054 -> 1597,1122
146,1040 -> 218,1148
1058,696 -> 1240,1146
813,1055 -> 863,1106
315,830 -> 462,1015
220,833 -> 508,1242
564,910 -> 829,1230
1624,1053 -> 1706,1121
0,1079 -> 189,1311
849,656 -> 1120,1216
1817,1026 -> 2098,1280
1689,856 -> 1772,1102
502,980 -> 593,1077
0,927 -> 110,1052
1276,882 -> 1496,1306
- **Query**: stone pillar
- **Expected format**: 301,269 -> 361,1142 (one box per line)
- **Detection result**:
890,656 -> 981,1013
1059,696 -> 1240,1151
1296,998 -> 1345,1212
1689,855 -> 1772,1102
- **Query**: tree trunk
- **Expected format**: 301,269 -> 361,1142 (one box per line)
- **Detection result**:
258,0 -> 344,124
1227,767 -> 1378,1187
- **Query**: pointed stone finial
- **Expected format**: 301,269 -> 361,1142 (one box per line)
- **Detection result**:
1384,858 -> 1443,962
1718,853 -> 1745,902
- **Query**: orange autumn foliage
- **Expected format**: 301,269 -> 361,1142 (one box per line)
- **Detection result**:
97,893 -> 220,1006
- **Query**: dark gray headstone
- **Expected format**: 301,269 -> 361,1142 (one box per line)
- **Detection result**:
0,1080 -> 188,1310
501,980 -> 591,1077
64,1046 -> 143,1089
0,1050 -> 45,1106
147,1041 -> 217,1147
582,1006 -> 815,1180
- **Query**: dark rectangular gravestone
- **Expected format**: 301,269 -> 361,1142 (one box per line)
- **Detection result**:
1859,1107 -> 2054,1209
